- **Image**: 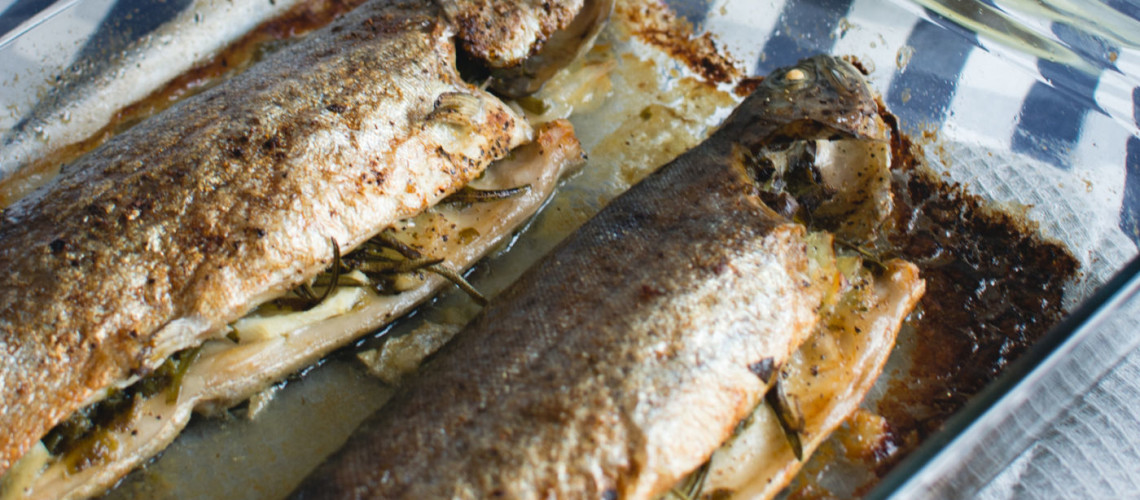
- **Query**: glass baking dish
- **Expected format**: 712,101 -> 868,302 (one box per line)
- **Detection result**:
691,0 -> 1140,497
2,0 -> 1138,497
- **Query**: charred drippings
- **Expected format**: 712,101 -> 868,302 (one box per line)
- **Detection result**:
785,111 -> 1080,497
871,133 -> 1078,469
733,76 -> 765,98
779,102 -> 1078,497
618,1 -> 741,85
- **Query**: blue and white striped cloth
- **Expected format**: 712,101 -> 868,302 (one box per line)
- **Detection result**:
2,0 -> 1139,497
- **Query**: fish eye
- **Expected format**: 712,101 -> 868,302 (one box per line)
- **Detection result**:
769,67 -> 813,90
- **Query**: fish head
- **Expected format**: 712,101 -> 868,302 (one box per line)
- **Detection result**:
722,55 -> 889,150
720,56 -> 894,239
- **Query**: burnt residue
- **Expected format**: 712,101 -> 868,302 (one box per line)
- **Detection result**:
873,128 -> 1077,469
851,118 -> 1077,497
840,55 -> 871,76
733,76 -> 764,97
617,1 -> 742,86
787,108 -> 1079,498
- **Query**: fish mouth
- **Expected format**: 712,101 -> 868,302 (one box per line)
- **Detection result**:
724,56 -> 890,150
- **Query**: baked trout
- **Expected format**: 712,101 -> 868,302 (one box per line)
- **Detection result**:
289,55 -> 901,499
0,0 -> 602,492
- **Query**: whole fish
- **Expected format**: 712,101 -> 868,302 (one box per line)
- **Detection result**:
289,55 -> 892,499
2,120 -> 584,500
0,0 -> 604,487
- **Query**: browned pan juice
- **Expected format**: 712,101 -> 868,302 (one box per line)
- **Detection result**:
786,115 -> 1080,498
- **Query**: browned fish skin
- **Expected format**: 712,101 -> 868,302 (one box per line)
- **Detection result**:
486,0 -> 614,98
289,56 -> 888,500
0,0 -> 533,475
439,0 -> 586,68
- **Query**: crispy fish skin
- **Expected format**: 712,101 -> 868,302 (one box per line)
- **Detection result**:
0,0 -> 532,474
485,0 -> 614,98
439,0 -> 585,68
289,55 -> 888,500
7,120 -> 584,500
296,128 -> 819,500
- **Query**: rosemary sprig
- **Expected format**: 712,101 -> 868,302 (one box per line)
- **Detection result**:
355,230 -> 487,305
443,185 -> 531,205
